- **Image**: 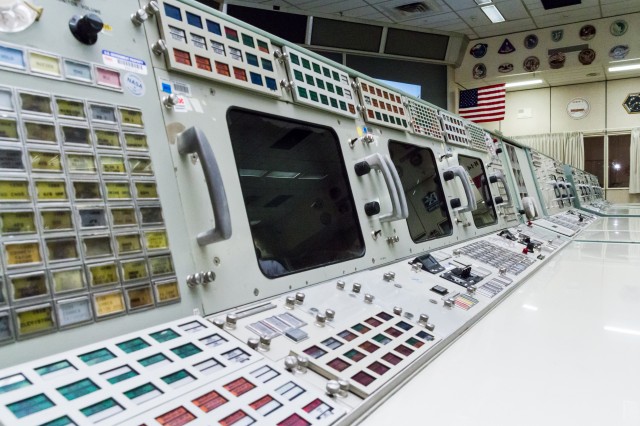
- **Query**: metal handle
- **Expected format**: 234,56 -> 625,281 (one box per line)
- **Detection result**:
490,170 -> 511,205
177,127 -> 232,245
383,155 -> 408,219
445,165 -> 477,213
357,153 -> 402,222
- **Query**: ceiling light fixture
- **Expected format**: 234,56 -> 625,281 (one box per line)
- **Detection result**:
480,4 -> 505,23
473,0 -> 492,5
505,79 -> 544,88
608,63 -> 640,72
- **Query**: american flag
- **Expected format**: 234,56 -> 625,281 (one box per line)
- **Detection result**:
458,84 -> 506,123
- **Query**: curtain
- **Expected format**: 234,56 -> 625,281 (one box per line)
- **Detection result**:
630,128 -> 640,194
513,132 -> 584,169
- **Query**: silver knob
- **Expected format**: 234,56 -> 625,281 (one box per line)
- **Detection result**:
338,379 -> 350,397
364,293 -> 374,304
453,249 -> 462,257
325,309 -> 335,321
212,318 -> 224,329
411,262 -> 422,272
352,283 -> 362,293
393,306 -> 403,315
467,285 -> 476,294
144,1 -> 160,15
383,272 -> 395,281
151,39 -> 167,55
247,337 -> 259,350
225,314 -> 237,329
285,296 -> 296,309
315,312 -> 326,326
499,267 -> 507,275
444,299 -> 454,308
425,323 -> 435,331
163,93 -> 179,109
284,355 -> 298,371
295,292 -> 305,304
336,280 -> 345,290
131,9 -> 149,25
186,274 -> 198,288
259,336 -> 271,351
418,314 -> 429,325
202,271 -> 215,285
362,134 -> 375,144
296,355 -> 309,373
326,380 -> 341,397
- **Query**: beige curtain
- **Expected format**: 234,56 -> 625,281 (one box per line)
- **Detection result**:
513,132 -> 584,169
630,128 -> 640,194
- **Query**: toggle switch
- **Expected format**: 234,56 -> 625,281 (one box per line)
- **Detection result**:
326,380 -> 340,397
258,336 -> 271,351
247,337 -> 259,350
383,271 -> 396,281
284,355 -> 298,372
130,9 -> 148,25
325,309 -> 335,321
393,306 -> 403,315
295,292 -> 305,304
151,39 -> 167,55
364,293 -> 374,304
315,312 -> 326,326
336,280 -> 345,290
352,283 -> 362,293
284,296 -> 296,309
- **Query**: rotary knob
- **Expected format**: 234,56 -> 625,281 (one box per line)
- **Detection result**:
247,337 -> 259,350
315,312 -> 326,326
418,313 -> 429,325
325,309 -> 335,321
284,355 -> 298,371
393,306 -> 403,315
69,14 -> 104,45
364,293 -> 374,304
284,296 -> 296,309
326,380 -> 341,397
259,336 -> 271,351
224,314 -> 237,330
295,292 -> 305,305
352,283 -> 362,293
336,280 -> 345,290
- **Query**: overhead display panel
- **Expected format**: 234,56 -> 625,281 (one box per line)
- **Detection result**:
356,78 -> 409,131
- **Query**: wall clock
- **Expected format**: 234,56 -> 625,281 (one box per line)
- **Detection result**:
623,93 -> 640,114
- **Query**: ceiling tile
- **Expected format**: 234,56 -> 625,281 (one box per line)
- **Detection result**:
455,6 -> 493,26
473,18 -> 537,38
340,5 -> 395,20
303,0 -> 367,12
398,11 -> 462,25
492,1 -> 530,20
602,3 -> 640,16
531,6 -> 601,26
441,0 -> 478,10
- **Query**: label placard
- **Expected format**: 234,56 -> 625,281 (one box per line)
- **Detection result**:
0,149 -> 24,170
150,255 -> 174,275
155,280 -> 180,303
83,237 -> 112,257
41,210 -> 73,231
90,105 -> 117,122
0,45 -> 25,70
0,211 -> 35,234
52,269 -> 85,293
100,156 -> 126,173
0,180 -> 29,200
29,52 -> 61,77
141,207 -> 163,224
25,121 -> 56,142
57,298 -> 92,327
111,208 -> 137,226
116,234 -> 141,254
136,182 -> 158,199
122,260 -> 148,281
6,242 -> 41,265
95,129 -> 121,148
56,99 -> 86,119
127,287 -> 153,310
11,273 -> 47,300
36,181 -> 67,200
73,181 -> 101,200
90,264 -> 119,286
119,108 -> 144,127
124,133 -> 148,150
67,154 -> 96,173
61,126 -> 90,145
29,151 -> 62,171
0,118 -> 18,140
129,158 -> 153,175
80,209 -> 107,228
16,305 -> 55,335
145,231 -> 168,250
46,239 -> 78,261
106,182 -> 131,199
94,291 -> 125,317
20,93 -> 52,115
64,60 -> 93,82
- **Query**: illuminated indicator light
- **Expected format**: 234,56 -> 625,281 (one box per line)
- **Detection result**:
316,79 -> 325,90
312,63 -> 321,73
106,182 -> 131,199
339,101 -> 347,111
156,280 -> 180,303
0,316 -> 11,341
257,40 -> 269,53
117,337 -> 149,354
220,410 -> 254,426
330,98 -> 338,108
7,393 -> 54,418
335,86 -> 343,96
11,274 -> 47,300
139,353 -> 170,367
122,260 -> 148,281
402,119 -> 408,127
382,91 -> 389,100
289,52 -> 299,65
146,230 -> 169,250
229,47 -> 242,61
261,58 -> 273,71
0,211 -> 35,234
80,398 -> 123,421
193,390 -> 227,413
265,77 -> 277,91
163,3 -> 181,20
241,34 -> 255,48
361,82 -> 367,91
94,291 -> 125,317
57,379 -> 99,401
112,208 -> 137,226
0,45 -> 25,70
305,74 -> 314,86
395,344 -> 414,357
406,337 -> 425,348
95,67 -> 121,89
303,345 -> 327,359
385,327 -> 402,337
171,343 -> 202,359
150,328 -> 180,343
196,55 -> 212,71
396,320 -> 413,330
24,122 -> 56,143
352,371 -> 376,386
125,287 -> 152,309
62,126 -> 90,145
101,156 -> 125,173
0,118 -> 18,139
320,94 -> 328,105
46,238 -> 78,261
141,207 -> 163,224
64,60 -> 92,82
332,71 -> 340,82
41,210 -> 72,231
326,82 -> 334,93
200,333 -> 227,348
368,361 -> 390,375
359,341 -> 380,353
173,49 -> 191,66
206,19 -> 221,35
215,61 -> 230,77
223,377 -> 255,396
56,98 -> 85,118
320,67 -> 330,78
168,26 -> 186,43
29,151 -> 61,172
375,111 -> 382,120
278,414 -> 310,426
150,256 -> 174,276
84,236 -> 112,257
393,105 -> 399,113
95,130 -> 120,147
52,269 -> 84,293
186,11 -> 202,28
321,337 -> 343,349
386,102 -> 392,111
36,181 -> 67,201
224,27 -> 239,42
124,133 -> 147,149
129,158 -> 153,175
0,374 -> 31,395
309,91 -> 318,102
327,358 -> 350,372
20,92 -> 52,114
1,180 -> 30,201
298,87 -> 308,99
41,415 -> 74,426
124,383 -> 161,403
250,394 -> 282,416
29,52 -> 61,77
80,348 -> 115,365
246,53 -> 259,67
91,104 -> 116,122
74,181 -> 100,200
233,67 -> 247,81
375,88 -> 382,97
301,58 -> 311,69
344,349 -> 365,362
250,72 -> 263,86
156,406 -> 196,425
416,330 -> 435,341
211,41 -> 225,56
373,99 -> 379,108
35,360 -> 76,377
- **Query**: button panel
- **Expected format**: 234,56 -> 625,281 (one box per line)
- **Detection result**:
356,78 -> 409,131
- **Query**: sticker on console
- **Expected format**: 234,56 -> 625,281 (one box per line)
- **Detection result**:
101,50 -> 147,75
124,73 -> 145,97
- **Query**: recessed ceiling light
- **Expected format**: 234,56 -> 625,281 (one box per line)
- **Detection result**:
481,4 -> 505,23
608,64 -> 640,72
505,79 -> 543,88
474,0 -> 492,5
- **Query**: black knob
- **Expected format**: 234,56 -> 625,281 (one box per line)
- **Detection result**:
494,196 -> 503,204
450,198 -> 461,209
364,202 -> 380,216
443,170 -> 455,181
354,161 -> 371,176
69,14 -> 104,45
489,175 -> 498,183
518,209 -> 526,215
495,148 -> 503,154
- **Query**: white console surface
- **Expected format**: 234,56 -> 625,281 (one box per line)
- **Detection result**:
577,217 -> 640,243
363,241 -> 640,426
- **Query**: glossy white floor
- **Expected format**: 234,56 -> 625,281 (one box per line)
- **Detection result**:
364,238 -> 640,426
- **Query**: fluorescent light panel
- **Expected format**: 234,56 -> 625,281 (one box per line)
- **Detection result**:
505,79 -> 544,88
474,0 -> 492,5
608,64 -> 640,72
481,4 -> 505,23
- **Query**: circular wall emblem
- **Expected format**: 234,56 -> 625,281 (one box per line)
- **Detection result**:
609,45 -> 629,59
567,98 -> 590,119
610,20 -> 628,36
579,24 -> 596,40
524,34 -> 538,49
578,48 -> 596,65
523,56 -> 540,72
473,63 -> 487,79
470,43 -> 488,58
